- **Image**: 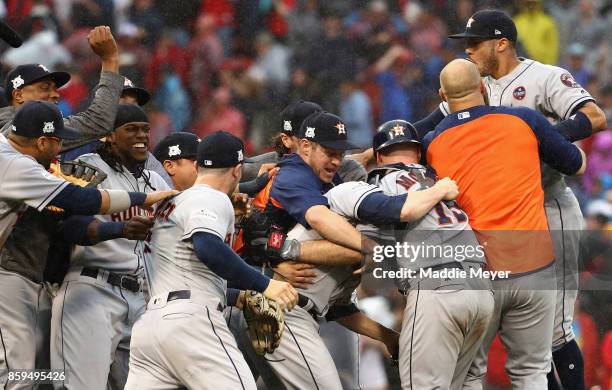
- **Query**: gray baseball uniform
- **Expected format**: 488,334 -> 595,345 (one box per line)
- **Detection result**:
0,134 -> 73,390
125,184 -> 256,390
49,153 -> 168,390
440,58 -> 591,350
372,164 -> 494,389
262,181 -> 384,390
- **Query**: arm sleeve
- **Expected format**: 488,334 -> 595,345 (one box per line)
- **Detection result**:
357,192 -> 407,225
1,157 -> 70,210
61,71 -> 124,150
58,215 -> 95,245
414,108 -> 445,140
270,170 -> 329,227
49,185 -> 102,214
517,108 -> 583,175
193,232 -> 270,292
552,111 -> 592,142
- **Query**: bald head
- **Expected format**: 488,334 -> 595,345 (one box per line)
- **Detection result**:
440,59 -> 482,99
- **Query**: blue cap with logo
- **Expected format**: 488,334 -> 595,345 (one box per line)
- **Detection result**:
197,130 -> 253,168
12,100 -> 79,139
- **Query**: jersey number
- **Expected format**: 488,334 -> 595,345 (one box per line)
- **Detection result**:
433,203 -> 467,226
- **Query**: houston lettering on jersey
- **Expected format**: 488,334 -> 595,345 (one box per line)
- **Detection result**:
110,206 -> 152,222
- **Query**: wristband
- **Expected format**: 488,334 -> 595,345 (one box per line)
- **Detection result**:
96,221 -> 127,242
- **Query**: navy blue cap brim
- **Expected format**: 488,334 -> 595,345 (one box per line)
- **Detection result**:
318,139 -> 359,150
448,32 -> 495,40
54,125 -> 80,140
31,71 -> 71,89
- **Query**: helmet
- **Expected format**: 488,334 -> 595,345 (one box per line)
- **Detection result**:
372,120 -> 420,152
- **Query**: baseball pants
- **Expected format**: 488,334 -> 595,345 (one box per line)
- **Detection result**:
399,268 -> 494,390
266,305 -> 343,390
0,268 -> 52,390
319,319 -> 360,390
50,268 -> 145,390
125,291 -> 256,390
545,187 -> 583,350
463,264 -> 556,389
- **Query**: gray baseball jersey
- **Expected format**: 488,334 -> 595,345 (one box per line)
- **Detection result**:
125,184 -> 258,390
69,153 -> 169,273
50,153 -> 169,390
0,134 -> 69,389
371,164 -> 494,389
440,58 -> 587,350
265,181 -> 381,390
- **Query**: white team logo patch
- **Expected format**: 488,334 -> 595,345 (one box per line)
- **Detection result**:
466,17 -> 475,28
494,29 -> 501,35
335,122 -> 346,135
10,125 -> 16,132
305,127 -> 315,138
204,160 -> 212,166
168,145 -> 181,157
38,64 -> 49,72
11,75 -> 24,89
283,120 -> 292,132
42,121 -> 55,133
124,78 -> 135,87
237,149 -> 244,162
458,112 -> 470,120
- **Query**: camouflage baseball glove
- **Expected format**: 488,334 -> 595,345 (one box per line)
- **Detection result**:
242,290 -> 285,355
47,160 -> 107,213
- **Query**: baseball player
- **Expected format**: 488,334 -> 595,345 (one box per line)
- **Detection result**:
125,131 -> 297,390
424,59 -> 587,389
152,132 -> 200,191
239,101 -> 367,389
0,26 -> 125,152
369,119 -> 494,389
443,10 -> 607,389
49,104 -> 171,390
0,101 -> 173,389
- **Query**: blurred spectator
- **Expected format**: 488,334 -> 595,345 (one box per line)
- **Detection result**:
128,0 -> 163,48
69,0 -> 115,30
116,22 -> 151,86
370,45 -> 414,123
339,78 -> 373,149
601,331 -> 612,388
573,303 -> 601,388
563,42 -> 593,87
2,30 -> 71,69
346,0 -> 408,64
153,68 -> 191,132
187,14 -> 224,115
548,0 -> 577,52
566,0 -> 608,52
514,0 -> 559,65
583,132 -> 612,194
405,2 -> 447,62
200,0 -> 235,56
247,32 -> 291,93
144,33 -> 189,92
193,87 -> 245,139
153,0 -> 200,30
286,0 -> 322,66
305,10 -> 357,107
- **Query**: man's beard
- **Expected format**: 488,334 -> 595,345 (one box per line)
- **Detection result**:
481,46 -> 498,77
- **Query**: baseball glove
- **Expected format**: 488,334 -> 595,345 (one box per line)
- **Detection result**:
46,160 -> 107,213
241,209 -> 289,267
242,290 -> 285,355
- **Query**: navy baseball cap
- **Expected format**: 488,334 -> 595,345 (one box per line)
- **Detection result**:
153,132 -> 200,162
299,111 -> 358,150
122,77 -> 151,106
449,10 -> 517,43
5,64 -> 70,101
197,131 -> 254,168
280,100 -> 322,135
12,100 -> 79,139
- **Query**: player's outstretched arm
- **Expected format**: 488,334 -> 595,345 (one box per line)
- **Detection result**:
304,205 -> 363,252
59,215 -> 153,245
47,185 -> 177,216
335,311 -> 400,360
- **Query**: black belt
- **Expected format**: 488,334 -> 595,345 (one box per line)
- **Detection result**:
81,267 -> 141,293
297,293 -> 318,317
165,290 -> 223,312
425,261 -> 463,272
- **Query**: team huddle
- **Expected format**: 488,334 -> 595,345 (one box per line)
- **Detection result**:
0,9 -> 608,390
